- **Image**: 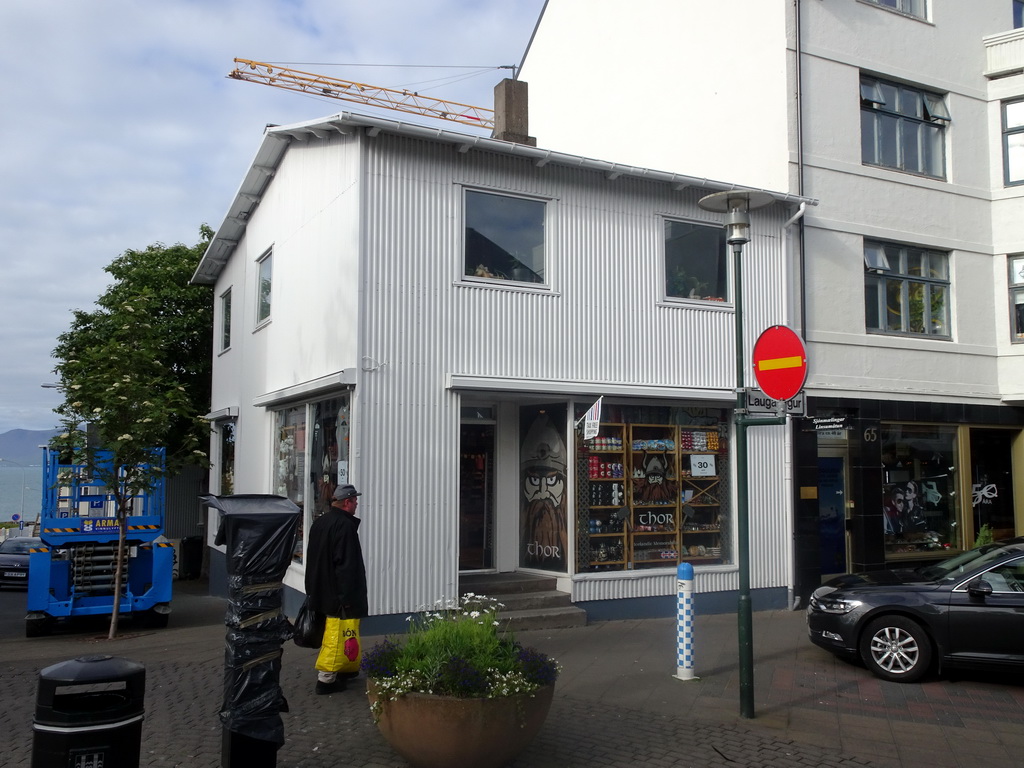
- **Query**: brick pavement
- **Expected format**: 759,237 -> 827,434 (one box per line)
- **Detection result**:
1,581 -> 1022,767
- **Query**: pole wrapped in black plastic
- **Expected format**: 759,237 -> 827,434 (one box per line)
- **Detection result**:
201,494 -> 299,768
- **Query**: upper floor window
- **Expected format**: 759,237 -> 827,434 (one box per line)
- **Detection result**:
864,240 -> 950,338
464,190 -> 546,284
220,288 -> 232,351
861,75 -> 949,179
1003,100 -> 1024,186
1008,256 -> 1024,343
256,250 -> 273,326
1015,0 -> 1023,28
862,0 -> 926,19
664,219 -> 728,302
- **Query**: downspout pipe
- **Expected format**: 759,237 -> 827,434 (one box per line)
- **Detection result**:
782,201 -> 806,613
789,0 -> 808,613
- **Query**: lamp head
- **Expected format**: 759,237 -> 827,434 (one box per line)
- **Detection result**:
697,189 -> 775,248
724,201 -> 751,246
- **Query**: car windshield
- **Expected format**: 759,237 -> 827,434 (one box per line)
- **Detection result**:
919,541 -> 1024,583
0,538 -> 41,554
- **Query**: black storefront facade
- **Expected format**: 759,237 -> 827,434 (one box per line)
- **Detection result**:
793,397 -> 1024,606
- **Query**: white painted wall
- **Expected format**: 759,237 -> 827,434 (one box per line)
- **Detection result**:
520,0 -> 791,191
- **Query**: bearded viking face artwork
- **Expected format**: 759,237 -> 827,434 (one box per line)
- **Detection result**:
520,412 -> 568,570
634,452 -> 678,504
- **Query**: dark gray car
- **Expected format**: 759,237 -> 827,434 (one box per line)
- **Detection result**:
0,537 -> 42,589
807,539 -> 1024,682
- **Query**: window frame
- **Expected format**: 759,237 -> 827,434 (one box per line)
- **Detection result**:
860,74 -> 949,180
1008,256 -> 1024,344
461,188 -> 549,288
1003,100 -> 1024,187
255,249 -> 273,327
860,0 -> 928,20
662,217 -> 730,304
220,287 -> 232,352
864,240 -> 951,339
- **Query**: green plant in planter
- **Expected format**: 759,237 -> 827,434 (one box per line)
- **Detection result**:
974,523 -> 994,548
361,593 -> 561,722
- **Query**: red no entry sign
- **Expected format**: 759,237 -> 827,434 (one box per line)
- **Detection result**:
752,325 -> 807,401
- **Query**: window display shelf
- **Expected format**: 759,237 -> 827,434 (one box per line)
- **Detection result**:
577,417 -> 729,573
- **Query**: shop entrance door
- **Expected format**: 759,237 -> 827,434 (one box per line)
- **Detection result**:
818,453 -> 848,579
459,423 -> 495,571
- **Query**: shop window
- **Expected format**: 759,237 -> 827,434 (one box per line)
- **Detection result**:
860,74 -> 948,179
861,0 -> 927,19
881,424 -> 960,561
256,250 -> 273,326
219,420 -> 235,495
1004,100 -> 1024,186
274,396 -> 349,565
969,429 -> 1016,544
864,240 -> 950,338
574,404 -> 731,573
220,288 -> 232,352
1009,256 -> 1024,342
273,405 -> 306,561
664,219 -> 728,302
464,189 -> 546,284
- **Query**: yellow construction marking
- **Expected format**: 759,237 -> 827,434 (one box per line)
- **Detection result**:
757,355 -> 804,371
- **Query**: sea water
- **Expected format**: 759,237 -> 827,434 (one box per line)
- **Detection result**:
0,465 -> 42,524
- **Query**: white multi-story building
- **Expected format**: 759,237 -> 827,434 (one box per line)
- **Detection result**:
193,108 -> 813,624
521,0 -> 1024,601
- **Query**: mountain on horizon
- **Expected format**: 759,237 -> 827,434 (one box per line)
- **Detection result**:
0,429 -> 61,467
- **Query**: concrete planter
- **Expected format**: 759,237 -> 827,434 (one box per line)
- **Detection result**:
366,681 -> 554,768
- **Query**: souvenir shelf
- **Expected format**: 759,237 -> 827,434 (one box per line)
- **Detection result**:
585,423 -> 628,568
628,424 -> 682,567
678,428 -> 726,564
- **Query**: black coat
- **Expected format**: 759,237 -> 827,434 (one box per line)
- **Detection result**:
304,506 -> 368,619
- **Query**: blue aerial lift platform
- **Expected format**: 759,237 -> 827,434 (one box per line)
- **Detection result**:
26,446 -> 174,637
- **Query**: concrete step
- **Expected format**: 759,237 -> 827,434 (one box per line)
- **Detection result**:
499,605 -> 588,632
459,573 -> 587,631
495,589 -> 573,612
459,572 -> 557,596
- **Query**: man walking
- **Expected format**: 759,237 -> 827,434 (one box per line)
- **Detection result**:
304,483 -> 368,694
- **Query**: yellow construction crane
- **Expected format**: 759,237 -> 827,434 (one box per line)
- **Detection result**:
229,58 -> 495,130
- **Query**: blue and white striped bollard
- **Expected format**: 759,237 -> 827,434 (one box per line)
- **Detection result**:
675,561 -> 699,680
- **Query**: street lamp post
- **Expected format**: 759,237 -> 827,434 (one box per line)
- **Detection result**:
698,190 -> 781,719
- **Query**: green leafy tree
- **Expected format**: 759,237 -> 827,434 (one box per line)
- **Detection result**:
50,227 -> 214,639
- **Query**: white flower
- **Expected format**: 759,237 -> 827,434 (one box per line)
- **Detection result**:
118,434 -> 133,441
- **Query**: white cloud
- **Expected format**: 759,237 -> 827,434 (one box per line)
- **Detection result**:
0,0 -> 544,432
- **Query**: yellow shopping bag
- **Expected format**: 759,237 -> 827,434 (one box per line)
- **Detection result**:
315,617 -> 361,674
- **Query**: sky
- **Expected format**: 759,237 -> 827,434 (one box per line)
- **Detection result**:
0,0 -> 546,434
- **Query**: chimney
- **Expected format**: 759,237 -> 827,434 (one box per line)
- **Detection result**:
491,79 -> 536,146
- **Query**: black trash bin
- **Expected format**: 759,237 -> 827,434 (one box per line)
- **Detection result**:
32,655 -> 146,768
202,494 -> 300,768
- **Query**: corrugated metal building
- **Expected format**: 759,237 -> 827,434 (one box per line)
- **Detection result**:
193,111 -> 815,625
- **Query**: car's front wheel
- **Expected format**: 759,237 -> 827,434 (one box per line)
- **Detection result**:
859,615 -> 933,683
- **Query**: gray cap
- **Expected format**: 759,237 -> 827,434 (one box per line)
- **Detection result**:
333,484 -> 362,501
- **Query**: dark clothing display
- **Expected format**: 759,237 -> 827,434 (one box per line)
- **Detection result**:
304,507 -> 367,619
